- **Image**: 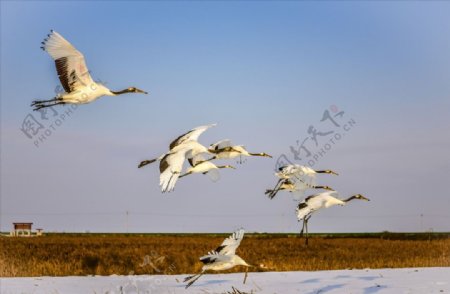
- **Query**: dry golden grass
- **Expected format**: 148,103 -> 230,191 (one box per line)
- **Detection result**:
1,233 -> 449,277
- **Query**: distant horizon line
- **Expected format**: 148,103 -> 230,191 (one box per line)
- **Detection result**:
2,231 -> 449,235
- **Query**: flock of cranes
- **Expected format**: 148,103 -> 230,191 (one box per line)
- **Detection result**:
138,124 -> 271,192
266,164 -> 370,245
33,30 -> 370,288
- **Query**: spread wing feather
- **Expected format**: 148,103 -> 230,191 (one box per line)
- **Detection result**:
159,151 -> 186,193
169,124 -> 216,150
41,30 -> 94,93
209,139 -> 233,151
199,253 -> 228,264
187,153 -> 207,167
213,229 -> 245,256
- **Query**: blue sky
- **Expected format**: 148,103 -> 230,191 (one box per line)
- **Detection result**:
1,1 -> 450,233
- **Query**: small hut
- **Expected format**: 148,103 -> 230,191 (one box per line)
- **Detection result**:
11,222 -> 33,237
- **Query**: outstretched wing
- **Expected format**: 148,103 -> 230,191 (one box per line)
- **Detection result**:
205,168 -> 221,182
41,30 -> 94,93
159,151 -> 186,193
291,166 -> 317,191
213,229 -> 245,256
291,189 -> 307,201
209,139 -> 233,151
169,124 -> 217,150
275,164 -> 299,178
187,153 -> 207,167
186,154 -> 221,182
296,191 -> 340,220
199,252 -> 229,265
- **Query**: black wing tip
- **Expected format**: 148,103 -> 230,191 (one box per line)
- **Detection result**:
41,38 -> 48,48
215,245 -> 225,253
200,256 -> 215,265
297,202 -> 308,210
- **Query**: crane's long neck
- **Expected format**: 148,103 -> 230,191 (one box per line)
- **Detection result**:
343,195 -> 358,203
315,170 -> 338,175
110,88 -> 132,95
217,165 -> 234,169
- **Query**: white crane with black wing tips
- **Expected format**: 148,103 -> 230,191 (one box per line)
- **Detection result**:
184,229 -> 252,289
266,164 -> 338,200
158,141 -> 211,193
32,30 -> 147,111
296,191 -> 370,246
179,154 -> 236,182
208,139 -> 272,160
138,124 -> 217,168
138,124 -> 217,192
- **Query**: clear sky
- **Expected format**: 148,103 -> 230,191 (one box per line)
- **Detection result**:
1,1 -> 450,233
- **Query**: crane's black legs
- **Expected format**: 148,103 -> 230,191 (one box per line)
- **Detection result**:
265,178 -> 283,199
300,216 -> 312,246
300,219 -> 306,237
31,97 -> 60,106
184,271 -> 205,289
33,102 -> 66,111
243,267 -> 249,284
305,217 -> 309,246
32,97 -> 66,111
138,159 -> 157,168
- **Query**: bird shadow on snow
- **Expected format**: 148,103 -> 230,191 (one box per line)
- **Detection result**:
177,279 -> 228,288
363,285 -> 388,294
305,283 -> 345,294
300,278 -> 321,284
300,275 -> 383,294
333,275 -> 380,281
202,279 -> 228,286
357,276 -> 380,281
334,275 -> 351,279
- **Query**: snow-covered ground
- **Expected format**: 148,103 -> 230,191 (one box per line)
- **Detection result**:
1,267 -> 449,294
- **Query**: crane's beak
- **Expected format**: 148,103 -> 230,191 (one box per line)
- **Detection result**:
359,194 -> 370,201
135,88 -> 148,94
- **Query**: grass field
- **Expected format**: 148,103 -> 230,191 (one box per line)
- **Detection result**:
1,233 -> 449,277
